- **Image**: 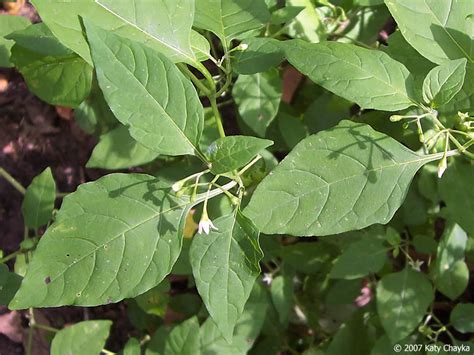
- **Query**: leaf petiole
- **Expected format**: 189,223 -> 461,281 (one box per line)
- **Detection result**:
237,155 -> 262,176
177,63 -> 212,96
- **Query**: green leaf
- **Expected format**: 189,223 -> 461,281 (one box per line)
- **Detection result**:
270,270 -> 294,328
438,160 -> 474,235
21,167 -> 56,229
8,23 -> 92,107
384,0 -> 473,65
146,327 -> 170,355
270,6 -> 304,24
395,181 -> 428,227
330,238 -> 387,279
10,174 -> 204,309
327,311 -> 374,355
376,268 -> 434,343
233,37 -> 285,75
422,59 -> 467,107
383,31 -> 435,97
431,223 -> 468,300
200,282 -> 268,355
325,279 -> 362,305
339,5 -> 389,46
355,0 -> 385,6
234,69 -> 282,137
303,93 -> 352,134
74,84 -> 118,135
194,0 -> 270,45
121,338 -> 141,355
450,303 -> 474,334
278,113 -> 309,149
284,40 -> 415,111
135,280 -> 170,317
169,293 -> 202,318
190,209 -> 263,342
245,120 -> 438,236
96,0 -> 197,64
207,136 -> 273,174
285,0 -> 326,43
51,320 -> 112,355
0,265 -> 22,306
164,317 -> 200,355
31,0 -> 200,66
87,125 -> 159,170
191,31 -> 211,62
281,241 -> 338,274
435,260 -> 469,301
85,22 -> 204,156
412,235 -> 437,255
0,14 -> 30,67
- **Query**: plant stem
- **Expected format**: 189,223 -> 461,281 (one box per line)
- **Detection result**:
205,32 -> 220,64
177,63 -> 212,96
0,167 -> 25,194
238,155 -> 262,175
211,182 -> 238,202
217,98 -> 234,108
196,62 -> 216,93
32,323 -> 58,333
0,250 -> 23,263
427,149 -> 459,160
449,134 -> 474,159
210,96 -> 226,138
215,53 -> 232,97
26,308 -> 35,355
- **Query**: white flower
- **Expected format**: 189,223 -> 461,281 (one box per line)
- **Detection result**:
198,215 -> 218,235
437,156 -> 447,178
171,181 -> 183,192
262,273 -> 273,285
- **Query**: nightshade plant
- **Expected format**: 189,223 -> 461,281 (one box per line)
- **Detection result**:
0,0 -> 473,354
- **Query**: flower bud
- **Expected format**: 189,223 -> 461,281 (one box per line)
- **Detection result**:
437,156 -> 447,178
390,115 -> 404,122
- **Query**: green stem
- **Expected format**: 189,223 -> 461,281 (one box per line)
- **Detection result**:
211,182 -> 239,204
427,149 -> 459,160
210,96 -> 226,138
463,139 -> 474,150
205,32 -> 220,64
178,63 -> 212,96
238,155 -> 262,175
449,134 -> 474,159
195,62 -> 216,92
26,308 -> 35,355
32,323 -> 58,333
217,98 -> 234,108
271,26 -> 288,39
215,53 -> 232,97
0,167 -> 25,194
0,250 -> 23,263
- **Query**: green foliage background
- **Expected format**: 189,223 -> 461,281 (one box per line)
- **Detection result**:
0,0 -> 473,354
